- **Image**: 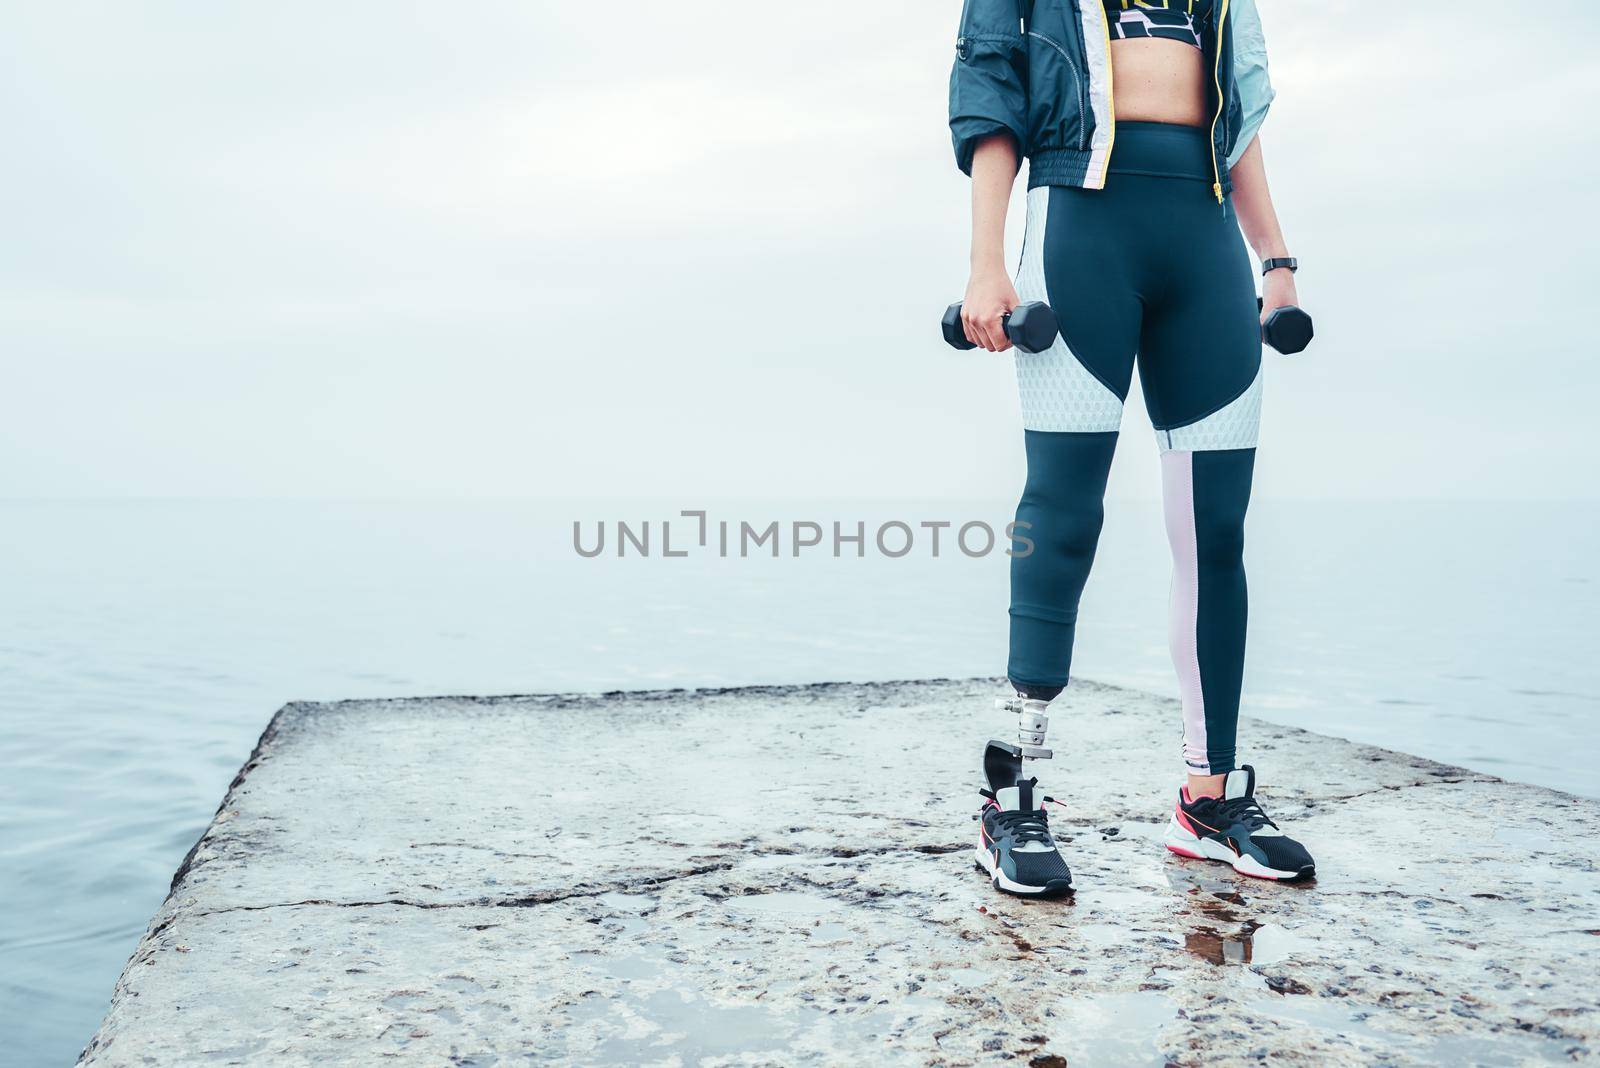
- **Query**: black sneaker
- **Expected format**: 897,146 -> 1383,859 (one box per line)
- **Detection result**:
1163,765 -> 1315,881
975,778 -> 1073,897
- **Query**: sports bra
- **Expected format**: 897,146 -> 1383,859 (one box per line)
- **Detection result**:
1103,0 -> 1212,50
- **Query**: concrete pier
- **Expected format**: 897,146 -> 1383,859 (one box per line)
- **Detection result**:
80,678 -> 1598,1065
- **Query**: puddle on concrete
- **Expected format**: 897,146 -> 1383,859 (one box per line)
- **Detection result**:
723,889 -> 847,922
570,988 -> 793,1064
1156,866 -> 1319,967
1252,991 -> 1370,1034
1078,883 -> 1151,913
1423,1028 -> 1582,1065
1186,888 -> 1248,919
1040,990 -> 1175,1067
1256,995 -> 1582,1065
595,913 -> 650,936
570,950 -> 661,982
1184,921 -> 1311,966
1249,922 -> 1313,964
1185,925 -> 1250,966
588,891 -> 658,936
1491,824 -> 1560,855
1165,862 -> 1259,899
595,892 -> 657,913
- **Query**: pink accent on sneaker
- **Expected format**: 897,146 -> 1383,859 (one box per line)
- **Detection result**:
1173,799 -> 1203,838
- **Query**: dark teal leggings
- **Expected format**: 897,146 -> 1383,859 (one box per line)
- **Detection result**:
1006,123 -> 1262,776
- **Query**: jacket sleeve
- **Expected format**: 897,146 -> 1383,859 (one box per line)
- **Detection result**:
948,0 -> 1029,176
1226,0 -> 1275,166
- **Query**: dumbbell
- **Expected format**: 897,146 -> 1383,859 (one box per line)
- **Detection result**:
1258,298 -> 1314,355
941,300 -> 1059,355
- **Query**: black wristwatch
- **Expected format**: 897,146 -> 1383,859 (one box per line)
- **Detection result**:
1261,256 -> 1298,276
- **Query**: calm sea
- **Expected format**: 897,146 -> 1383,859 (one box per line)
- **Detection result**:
2,498 -> 1596,1065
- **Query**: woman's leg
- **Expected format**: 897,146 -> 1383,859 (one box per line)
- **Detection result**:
1006,184 -> 1142,705
1160,446 -> 1255,779
975,185 -> 1139,899
1007,429 -> 1119,699
1133,165 -> 1263,787
1158,437 -> 1313,879
1140,195 -> 1312,879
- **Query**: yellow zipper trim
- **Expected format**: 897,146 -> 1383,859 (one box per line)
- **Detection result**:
1208,0 -> 1230,202
1097,5 -> 1116,187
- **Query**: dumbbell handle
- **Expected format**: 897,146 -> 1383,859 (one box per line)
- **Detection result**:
946,306 -> 1020,349
943,300 -> 1059,355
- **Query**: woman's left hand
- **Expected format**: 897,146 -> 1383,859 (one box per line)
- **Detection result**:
1260,267 -> 1299,323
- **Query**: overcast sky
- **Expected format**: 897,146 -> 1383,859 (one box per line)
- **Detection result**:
2,2 -> 1596,502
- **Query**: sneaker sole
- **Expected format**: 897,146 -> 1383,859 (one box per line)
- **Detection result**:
973,845 -> 1074,897
1162,817 -> 1315,882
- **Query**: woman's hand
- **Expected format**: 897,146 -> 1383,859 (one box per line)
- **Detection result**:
962,267 -> 1022,352
964,135 -> 1021,351
1260,267 -> 1298,323
1231,137 -> 1301,326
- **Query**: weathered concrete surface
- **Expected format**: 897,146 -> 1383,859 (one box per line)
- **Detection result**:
81,678 -> 1598,1066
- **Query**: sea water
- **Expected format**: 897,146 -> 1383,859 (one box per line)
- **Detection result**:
2,498 -> 1596,1064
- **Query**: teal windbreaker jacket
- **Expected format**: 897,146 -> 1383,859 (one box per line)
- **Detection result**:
948,0 -> 1274,199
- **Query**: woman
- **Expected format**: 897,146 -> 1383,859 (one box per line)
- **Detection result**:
953,0 -> 1315,895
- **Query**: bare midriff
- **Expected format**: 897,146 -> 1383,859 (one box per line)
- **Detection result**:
1109,38 -> 1208,126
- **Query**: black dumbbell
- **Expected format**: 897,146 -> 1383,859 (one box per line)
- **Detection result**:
1257,298 -> 1314,355
942,300 -> 1059,355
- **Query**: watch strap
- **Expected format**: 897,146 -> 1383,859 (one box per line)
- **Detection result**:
1261,256 -> 1298,275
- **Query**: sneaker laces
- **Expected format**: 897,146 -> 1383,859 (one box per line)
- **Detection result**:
1214,794 -> 1278,832
977,786 -> 1055,847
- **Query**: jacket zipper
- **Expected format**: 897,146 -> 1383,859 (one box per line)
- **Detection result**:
1027,30 -> 1086,150
1208,0 -> 1230,203
1095,2 -> 1115,185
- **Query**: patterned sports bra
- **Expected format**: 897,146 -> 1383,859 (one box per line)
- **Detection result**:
1103,0 -> 1212,50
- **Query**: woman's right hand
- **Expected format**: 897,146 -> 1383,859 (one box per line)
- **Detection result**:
961,268 -> 1021,352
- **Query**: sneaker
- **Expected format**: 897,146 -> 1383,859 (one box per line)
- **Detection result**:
1163,765 -> 1315,881
975,778 -> 1074,897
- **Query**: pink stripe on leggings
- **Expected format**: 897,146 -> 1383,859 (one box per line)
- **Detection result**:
1161,450 -> 1208,772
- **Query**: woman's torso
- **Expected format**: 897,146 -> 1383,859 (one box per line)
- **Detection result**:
1105,0 -> 1212,127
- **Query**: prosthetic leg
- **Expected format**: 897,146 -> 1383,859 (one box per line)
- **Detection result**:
983,695 -> 1054,792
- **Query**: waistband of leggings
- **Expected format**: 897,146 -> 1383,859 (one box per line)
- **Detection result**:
1107,121 -> 1214,181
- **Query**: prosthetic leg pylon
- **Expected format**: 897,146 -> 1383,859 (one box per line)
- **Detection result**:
983,695 -> 1054,792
